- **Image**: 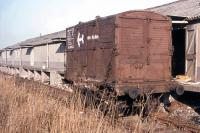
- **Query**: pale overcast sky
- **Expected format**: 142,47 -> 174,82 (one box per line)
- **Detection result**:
0,0 -> 177,48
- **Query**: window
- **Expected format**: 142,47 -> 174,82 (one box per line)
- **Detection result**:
10,50 -> 13,56
26,48 -> 33,55
56,42 -> 66,53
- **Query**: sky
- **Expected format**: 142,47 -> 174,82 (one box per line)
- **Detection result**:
0,0 -> 177,48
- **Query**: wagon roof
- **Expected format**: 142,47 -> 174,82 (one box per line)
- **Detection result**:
147,0 -> 200,20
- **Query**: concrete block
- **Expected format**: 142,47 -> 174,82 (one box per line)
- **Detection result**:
41,71 -> 50,84
34,70 -> 41,81
4,67 -> 9,73
10,68 -> 16,75
19,68 -> 29,79
15,68 -> 20,75
50,71 -> 63,86
28,70 -> 34,80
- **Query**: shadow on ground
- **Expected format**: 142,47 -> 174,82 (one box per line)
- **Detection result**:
171,91 -> 200,114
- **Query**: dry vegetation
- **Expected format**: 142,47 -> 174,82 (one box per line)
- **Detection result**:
0,72 -> 175,133
0,73 -> 131,133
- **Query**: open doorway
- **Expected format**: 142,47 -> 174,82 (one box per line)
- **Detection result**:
171,27 -> 186,77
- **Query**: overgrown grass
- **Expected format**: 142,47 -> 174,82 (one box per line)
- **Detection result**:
0,73 -> 129,133
0,72 -> 170,133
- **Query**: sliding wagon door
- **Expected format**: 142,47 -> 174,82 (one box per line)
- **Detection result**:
185,25 -> 197,81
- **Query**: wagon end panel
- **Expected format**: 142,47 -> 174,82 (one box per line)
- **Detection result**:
115,11 -> 172,94
65,26 -> 85,82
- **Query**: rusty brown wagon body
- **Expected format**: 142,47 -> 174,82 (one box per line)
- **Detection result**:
65,11 -> 172,97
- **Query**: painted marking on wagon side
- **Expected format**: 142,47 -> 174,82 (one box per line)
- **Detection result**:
87,35 -> 99,40
67,28 -> 75,49
77,32 -> 84,47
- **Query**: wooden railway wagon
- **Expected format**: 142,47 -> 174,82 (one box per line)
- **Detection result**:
65,11 -> 174,99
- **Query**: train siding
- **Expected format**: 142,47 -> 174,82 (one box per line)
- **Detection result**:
65,10 -> 172,95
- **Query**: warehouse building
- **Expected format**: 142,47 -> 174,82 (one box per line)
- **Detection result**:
0,30 -> 66,86
148,0 -> 200,82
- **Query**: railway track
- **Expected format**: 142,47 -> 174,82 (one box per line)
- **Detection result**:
150,112 -> 200,133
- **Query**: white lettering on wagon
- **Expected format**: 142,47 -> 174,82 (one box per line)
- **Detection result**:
67,28 -> 75,49
87,34 -> 99,40
77,32 -> 84,47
